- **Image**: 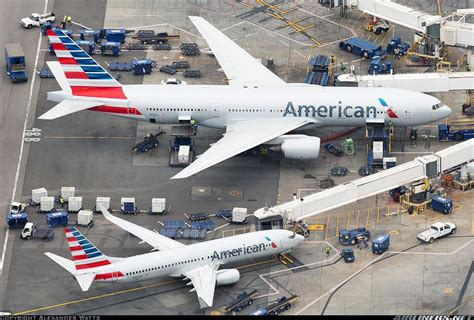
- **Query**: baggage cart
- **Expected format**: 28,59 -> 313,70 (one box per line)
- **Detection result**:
46,211 -> 68,227
94,197 -> 111,214
121,197 -> 138,214
6,212 -> 28,229
40,197 -> 55,212
149,198 -> 168,215
31,188 -> 47,205
68,197 -> 83,213
75,210 -> 94,228
61,187 -> 75,202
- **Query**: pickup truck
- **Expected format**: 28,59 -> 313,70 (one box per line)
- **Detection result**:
417,222 -> 456,243
21,222 -> 54,241
20,12 -> 56,29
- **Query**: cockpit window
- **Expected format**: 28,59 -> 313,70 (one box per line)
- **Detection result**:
432,103 -> 442,110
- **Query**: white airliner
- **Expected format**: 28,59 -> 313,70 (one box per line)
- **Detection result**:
40,16 -> 452,179
45,206 -> 304,308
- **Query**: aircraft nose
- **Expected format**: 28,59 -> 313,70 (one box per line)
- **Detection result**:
440,105 -> 452,118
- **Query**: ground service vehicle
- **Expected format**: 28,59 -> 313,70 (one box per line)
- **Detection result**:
21,222 -> 54,241
132,132 -> 164,152
20,12 -> 56,28
417,222 -> 456,243
339,227 -> 371,245
5,43 -> 27,82
224,290 -> 258,312
340,248 -> 355,262
372,233 -> 390,254
252,295 -> 298,315
339,37 -> 386,59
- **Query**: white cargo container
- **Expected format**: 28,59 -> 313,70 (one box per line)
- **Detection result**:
32,188 -> 48,204
61,187 -> 75,201
178,145 -> 190,164
96,197 -> 111,212
232,207 -> 248,223
373,141 -> 384,159
77,210 -> 94,227
383,157 -> 397,169
40,196 -> 55,212
151,198 -> 166,213
68,197 -> 83,212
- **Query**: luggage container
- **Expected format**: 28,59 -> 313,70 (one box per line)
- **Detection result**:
372,233 -> 390,254
95,197 -> 111,213
383,157 -> 397,169
75,40 -> 95,55
100,41 -> 121,56
32,188 -> 48,205
163,220 -> 186,229
160,228 -> 178,238
178,145 -> 190,164
106,29 -> 126,43
80,29 -> 100,43
68,196 -> 83,213
431,194 -> 453,214
40,197 -> 55,212
132,59 -> 153,75
61,187 -> 75,201
150,198 -> 167,215
76,210 -> 94,228
6,212 -> 28,229
46,211 -> 68,227
121,197 -> 138,214
232,207 -> 248,224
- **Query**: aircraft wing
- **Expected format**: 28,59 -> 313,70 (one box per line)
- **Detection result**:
171,117 -> 317,179
183,263 -> 219,308
99,205 -> 185,251
189,16 -> 285,86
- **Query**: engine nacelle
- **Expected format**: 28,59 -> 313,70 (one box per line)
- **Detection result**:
216,269 -> 240,286
278,135 -> 320,160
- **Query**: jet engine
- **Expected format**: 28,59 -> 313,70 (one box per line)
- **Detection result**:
270,135 -> 320,160
216,269 -> 240,286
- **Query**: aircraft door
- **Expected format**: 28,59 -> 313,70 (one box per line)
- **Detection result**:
111,272 -> 118,282
404,105 -> 413,118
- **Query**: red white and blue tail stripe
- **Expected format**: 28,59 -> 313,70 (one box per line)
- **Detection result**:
65,227 -> 112,270
46,29 -> 127,100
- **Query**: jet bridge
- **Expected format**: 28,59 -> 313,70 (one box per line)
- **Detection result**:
336,71 -> 474,92
254,139 -> 474,223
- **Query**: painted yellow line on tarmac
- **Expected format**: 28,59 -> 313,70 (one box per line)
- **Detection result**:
44,136 -> 135,139
13,279 -> 178,315
13,259 -> 278,315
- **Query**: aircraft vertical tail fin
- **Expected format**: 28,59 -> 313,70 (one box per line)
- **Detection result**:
64,227 -> 112,270
46,29 -> 127,100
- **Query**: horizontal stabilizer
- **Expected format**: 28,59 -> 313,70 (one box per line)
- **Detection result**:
45,252 -> 96,292
39,99 -> 104,120
47,61 -> 71,94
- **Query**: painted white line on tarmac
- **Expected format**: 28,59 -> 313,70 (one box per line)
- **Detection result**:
0,0 -> 48,275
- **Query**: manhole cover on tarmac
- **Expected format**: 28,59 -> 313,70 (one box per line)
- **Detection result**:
320,178 -> 335,189
389,230 -> 400,235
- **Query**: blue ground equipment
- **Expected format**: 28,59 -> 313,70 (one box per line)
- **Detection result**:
386,37 -> 410,56
438,123 -> 474,142
41,21 -> 52,35
340,248 -> 355,262
339,227 -> 371,245
339,37 -> 386,59
132,59 -> 153,75
372,233 -> 390,254
6,212 -> 28,229
80,29 -> 100,43
46,210 -> 69,227
106,29 -> 126,43
431,194 -> 453,214
100,41 -> 121,56
368,56 -> 393,75
5,43 -> 28,82
306,55 -> 330,86
75,40 -> 95,55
